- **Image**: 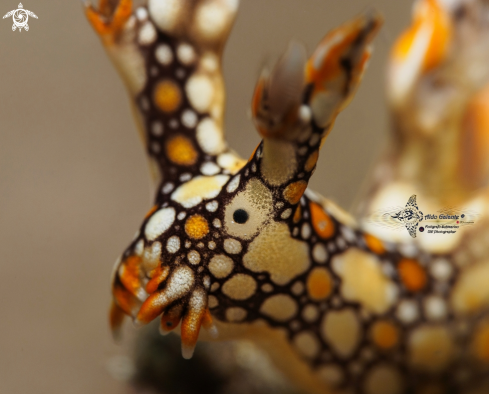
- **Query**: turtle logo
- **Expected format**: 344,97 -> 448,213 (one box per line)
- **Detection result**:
3,3 -> 37,32
391,195 -> 424,238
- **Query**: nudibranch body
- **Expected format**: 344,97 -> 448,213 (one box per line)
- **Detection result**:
86,1 -> 489,393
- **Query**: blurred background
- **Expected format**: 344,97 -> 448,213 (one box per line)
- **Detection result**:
0,1 -> 411,393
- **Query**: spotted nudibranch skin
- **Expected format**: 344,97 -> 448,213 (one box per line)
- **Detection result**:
86,1 -> 489,394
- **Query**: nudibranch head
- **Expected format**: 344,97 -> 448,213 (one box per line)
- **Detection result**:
103,1 -> 382,359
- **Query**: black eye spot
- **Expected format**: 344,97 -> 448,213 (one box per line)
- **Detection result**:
166,321 -> 173,327
233,209 -> 249,224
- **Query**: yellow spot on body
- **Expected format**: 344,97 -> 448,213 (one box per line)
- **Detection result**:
371,320 -> 399,350
291,281 -> 304,295
243,222 -> 310,285
171,175 -> 230,208
222,274 -> 257,300
302,304 -> 319,322
307,267 -> 333,301
166,135 -> 198,166
304,151 -> 319,172
332,248 -> 396,314
364,364 -> 403,394
398,258 -> 427,292
364,233 -> 385,254
185,215 -> 209,239
309,202 -> 335,239
260,294 -> 297,321
208,295 -> 218,308
317,365 -> 344,387
154,79 -> 181,112
472,319 -> 489,362
208,255 -> 234,279
321,308 -> 360,358
409,325 -> 454,372
294,331 -> 320,359
226,307 -> 247,322
452,260 -> 489,315
283,181 -> 307,205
